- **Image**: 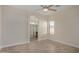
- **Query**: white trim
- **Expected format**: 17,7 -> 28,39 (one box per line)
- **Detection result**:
50,39 -> 79,48
0,41 -> 29,49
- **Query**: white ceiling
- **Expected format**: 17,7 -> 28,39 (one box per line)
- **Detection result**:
10,5 -> 74,15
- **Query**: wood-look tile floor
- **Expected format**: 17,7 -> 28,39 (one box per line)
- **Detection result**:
0,39 -> 79,53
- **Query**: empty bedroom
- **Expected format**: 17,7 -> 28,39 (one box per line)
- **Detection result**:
0,5 -> 79,53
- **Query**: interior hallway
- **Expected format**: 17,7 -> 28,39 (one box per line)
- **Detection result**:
0,39 -> 79,53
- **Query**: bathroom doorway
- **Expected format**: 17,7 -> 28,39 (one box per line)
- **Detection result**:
29,16 -> 38,42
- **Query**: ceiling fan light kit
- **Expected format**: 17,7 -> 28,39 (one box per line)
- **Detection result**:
40,5 -> 58,12
43,8 -> 48,11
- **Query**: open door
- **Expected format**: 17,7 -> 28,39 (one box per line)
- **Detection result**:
29,16 -> 38,42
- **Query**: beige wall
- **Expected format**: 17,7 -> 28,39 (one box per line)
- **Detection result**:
0,6 -> 2,49
54,6 -> 79,48
2,6 -> 28,48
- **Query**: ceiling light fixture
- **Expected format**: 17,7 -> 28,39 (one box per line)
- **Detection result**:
43,8 -> 48,11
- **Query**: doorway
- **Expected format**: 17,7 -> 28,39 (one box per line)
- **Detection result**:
29,16 -> 38,42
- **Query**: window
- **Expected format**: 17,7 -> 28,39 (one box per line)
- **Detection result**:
50,21 -> 55,35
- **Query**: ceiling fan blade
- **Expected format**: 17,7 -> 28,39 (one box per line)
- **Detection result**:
48,5 -> 53,8
48,9 -> 56,12
55,5 -> 60,7
41,5 -> 53,8
40,5 -> 44,8
40,5 -> 47,8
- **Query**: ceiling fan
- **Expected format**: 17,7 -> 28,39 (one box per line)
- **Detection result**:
36,5 -> 60,12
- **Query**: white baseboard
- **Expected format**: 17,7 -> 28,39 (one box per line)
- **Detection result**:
1,41 -> 29,49
50,39 -> 79,48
